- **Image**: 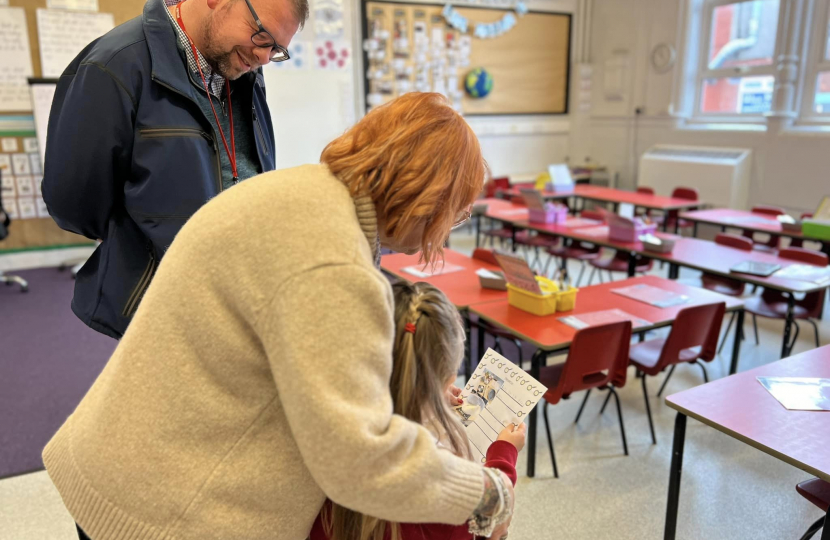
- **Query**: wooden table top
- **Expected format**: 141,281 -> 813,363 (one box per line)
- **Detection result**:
679,208 -> 807,239
380,249 -> 507,309
469,275 -> 743,351
666,345 -> 830,483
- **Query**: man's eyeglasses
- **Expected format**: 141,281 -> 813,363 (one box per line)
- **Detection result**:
243,0 -> 290,62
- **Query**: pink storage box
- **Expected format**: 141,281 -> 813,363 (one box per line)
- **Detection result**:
609,219 -> 657,242
529,204 -> 568,224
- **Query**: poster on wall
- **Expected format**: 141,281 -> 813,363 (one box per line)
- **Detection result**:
313,0 -> 344,39
0,7 -> 35,112
314,39 -> 351,70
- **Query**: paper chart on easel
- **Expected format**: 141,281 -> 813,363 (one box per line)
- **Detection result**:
453,348 -> 547,464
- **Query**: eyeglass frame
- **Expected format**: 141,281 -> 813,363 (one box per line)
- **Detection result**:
451,206 -> 473,230
242,0 -> 291,63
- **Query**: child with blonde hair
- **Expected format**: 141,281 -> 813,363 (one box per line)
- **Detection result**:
311,281 -> 525,540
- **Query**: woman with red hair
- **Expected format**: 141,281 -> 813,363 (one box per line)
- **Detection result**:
44,93 -> 514,540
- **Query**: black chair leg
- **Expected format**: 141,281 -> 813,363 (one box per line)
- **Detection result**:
543,403 -> 559,478
587,266 -> 597,285
574,389 -> 591,424
752,313 -> 760,345
694,360 -> 709,383
597,269 -> 604,284
799,516 -> 825,540
598,390 -> 612,415
642,375 -> 657,445
717,311 -> 736,354
807,318 -> 821,348
609,387 -> 628,456
513,340 -> 524,370
657,364 -> 677,397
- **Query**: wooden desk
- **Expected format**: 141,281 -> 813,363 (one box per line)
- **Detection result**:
663,345 -> 830,540
680,208 -> 830,256
470,275 -> 744,478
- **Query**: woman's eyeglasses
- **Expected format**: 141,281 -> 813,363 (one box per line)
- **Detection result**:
452,206 -> 473,230
243,0 -> 290,62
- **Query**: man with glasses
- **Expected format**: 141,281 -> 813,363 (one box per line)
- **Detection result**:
42,0 -> 308,339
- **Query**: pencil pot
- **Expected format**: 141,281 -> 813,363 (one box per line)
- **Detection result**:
555,288 -> 579,312
506,276 -> 559,316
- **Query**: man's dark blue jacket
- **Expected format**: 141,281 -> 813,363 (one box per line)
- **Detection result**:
43,0 -> 276,339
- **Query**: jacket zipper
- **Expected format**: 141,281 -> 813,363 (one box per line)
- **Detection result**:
139,127 -> 212,139
151,77 -> 224,194
122,250 -> 157,318
252,107 -> 270,156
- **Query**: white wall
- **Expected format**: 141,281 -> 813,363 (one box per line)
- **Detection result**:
571,0 -> 830,214
264,0 -> 579,177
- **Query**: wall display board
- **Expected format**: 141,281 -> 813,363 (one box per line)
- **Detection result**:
361,0 -> 570,115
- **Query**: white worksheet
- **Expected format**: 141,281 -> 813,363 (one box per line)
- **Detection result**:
453,348 -> 547,464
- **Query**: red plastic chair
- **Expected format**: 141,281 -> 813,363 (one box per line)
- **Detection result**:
796,478 -> 830,540
654,187 -> 699,231
789,212 -> 813,249
587,251 -> 653,284
744,247 -> 828,353
635,187 -> 655,217
629,302 -> 726,444
742,205 -> 786,252
699,234 -> 754,354
539,320 -> 632,478
545,210 -> 605,285
484,176 -> 510,199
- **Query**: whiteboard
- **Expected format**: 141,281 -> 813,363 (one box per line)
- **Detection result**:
36,8 -> 114,78
30,81 -> 57,169
0,7 -> 35,112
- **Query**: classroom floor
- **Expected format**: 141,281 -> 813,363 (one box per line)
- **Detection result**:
1,226 -> 827,540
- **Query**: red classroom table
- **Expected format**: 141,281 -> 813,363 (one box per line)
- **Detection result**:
680,208 -> 830,256
469,275 -> 744,478
663,345 -> 830,540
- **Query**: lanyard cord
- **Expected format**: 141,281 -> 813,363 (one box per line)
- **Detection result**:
175,2 -> 238,182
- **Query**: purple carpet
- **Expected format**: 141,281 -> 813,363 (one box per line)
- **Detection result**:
0,267 -> 116,479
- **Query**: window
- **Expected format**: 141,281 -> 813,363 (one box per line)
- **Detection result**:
805,2 -> 830,116
694,0 -> 780,117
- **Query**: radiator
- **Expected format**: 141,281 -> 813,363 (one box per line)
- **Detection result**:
638,145 -> 752,209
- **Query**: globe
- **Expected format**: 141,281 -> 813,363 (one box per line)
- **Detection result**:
464,68 -> 493,98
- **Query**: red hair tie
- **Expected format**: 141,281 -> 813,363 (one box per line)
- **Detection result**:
404,323 -> 417,335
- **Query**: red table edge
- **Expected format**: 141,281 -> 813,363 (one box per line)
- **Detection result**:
664,397 -> 830,483
468,295 -> 744,352
494,187 -> 702,210
678,211 -> 809,240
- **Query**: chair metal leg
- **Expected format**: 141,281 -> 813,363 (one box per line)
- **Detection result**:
597,269 -> 604,284
543,403 -> 559,478
807,318 -> 821,348
790,320 -> 801,354
576,261 -> 586,287
599,390 -> 612,415
574,389 -> 591,424
587,266 -> 596,285
657,364 -> 677,397
799,516 -> 825,540
0,272 -> 29,293
694,360 -> 709,383
609,387 -> 628,456
752,313 -> 760,345
513,340 -> 524,369
642,375 -> 657,444
717,311 -> 736,354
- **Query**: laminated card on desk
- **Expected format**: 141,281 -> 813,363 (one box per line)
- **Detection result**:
401,262 -> 465,278
773,264 -> 830,285
611,284 -> 690,308
559,309 -> 651,330
757,377 -> 830,411
730,261 -> 781,277
493,251 -> 543,295
545,164 -> 574,193
453,348 -> 548,464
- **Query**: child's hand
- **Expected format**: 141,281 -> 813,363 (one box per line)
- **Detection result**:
446,385 -> 464,406
497,423 -> 526,452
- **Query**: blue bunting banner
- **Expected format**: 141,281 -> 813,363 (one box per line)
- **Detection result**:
442,2 -> 528,39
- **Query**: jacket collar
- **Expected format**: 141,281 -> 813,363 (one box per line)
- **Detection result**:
142,0 -> 199,100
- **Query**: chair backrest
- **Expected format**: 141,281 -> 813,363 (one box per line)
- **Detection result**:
671,187 -> 699,201
636,186 -> 655,195
751,205 -> 786,217
553,321 -> 632,399
779,246 -> 829,266
484,177 -> 511,198
472,248 -> 499,266
580,209 -> 605,222
510,196 -> 527,206
801,212 -> 813,220
657,302 -> 726,368
715,232 -> 753,251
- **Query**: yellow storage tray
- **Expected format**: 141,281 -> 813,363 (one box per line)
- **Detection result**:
507,276 -> 559,316
555,287 -> 579,312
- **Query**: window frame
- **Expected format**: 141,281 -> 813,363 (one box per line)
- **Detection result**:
691,0 -> 782,122
799,0 -> 830,122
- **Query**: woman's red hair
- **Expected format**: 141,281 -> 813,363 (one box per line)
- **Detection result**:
321,93 -> 486,264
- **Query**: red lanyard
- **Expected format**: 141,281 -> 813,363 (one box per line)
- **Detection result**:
175,2 -> 238,182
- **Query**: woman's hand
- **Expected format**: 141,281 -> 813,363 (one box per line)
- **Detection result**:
447,384 -> 463,406
497,423 -> 526,452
